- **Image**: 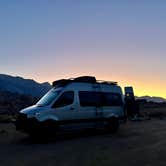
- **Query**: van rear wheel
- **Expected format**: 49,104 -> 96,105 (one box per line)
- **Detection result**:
105,117 -> 119,133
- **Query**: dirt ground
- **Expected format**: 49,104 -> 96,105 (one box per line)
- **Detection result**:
1,118 -> 166,166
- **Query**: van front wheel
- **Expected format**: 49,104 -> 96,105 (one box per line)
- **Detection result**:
41,120 -> 57,137
29,120 -> 57,140
105,117 -> 119,133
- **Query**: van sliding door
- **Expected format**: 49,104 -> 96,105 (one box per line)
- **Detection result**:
78,91 -> 103,128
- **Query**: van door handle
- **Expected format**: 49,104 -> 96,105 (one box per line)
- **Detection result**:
70,107 -> 74,111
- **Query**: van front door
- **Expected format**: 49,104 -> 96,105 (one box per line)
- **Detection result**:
51,91 -> 78,130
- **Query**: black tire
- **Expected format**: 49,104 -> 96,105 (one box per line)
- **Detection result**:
105,117 -> 119,133
42,120 -> 57,136
29,120 -> 57,140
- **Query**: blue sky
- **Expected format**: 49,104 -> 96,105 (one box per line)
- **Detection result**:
0,1 -> 166,97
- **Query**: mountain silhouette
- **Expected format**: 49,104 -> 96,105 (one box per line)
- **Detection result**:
0,74 -> 166,103
0,74 -> 51,97
136,96 -> 166,103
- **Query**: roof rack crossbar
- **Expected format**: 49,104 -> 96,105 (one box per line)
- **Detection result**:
97,80 -> 117,85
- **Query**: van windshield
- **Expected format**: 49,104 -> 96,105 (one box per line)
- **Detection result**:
36,89 -> 61,106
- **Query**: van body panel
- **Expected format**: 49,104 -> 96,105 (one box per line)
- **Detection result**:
16,78 -> 126,133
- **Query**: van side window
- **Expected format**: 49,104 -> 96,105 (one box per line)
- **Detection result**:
79,91 -> 101,107
103,93 -> 123,106
52,91 -> 74,108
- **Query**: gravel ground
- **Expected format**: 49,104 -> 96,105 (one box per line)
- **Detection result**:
0,118 -> 166,166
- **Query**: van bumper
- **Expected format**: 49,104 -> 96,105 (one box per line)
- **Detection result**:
15,113 -> 39,133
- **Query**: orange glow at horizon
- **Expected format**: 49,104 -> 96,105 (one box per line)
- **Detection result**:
34,73 -> 166,99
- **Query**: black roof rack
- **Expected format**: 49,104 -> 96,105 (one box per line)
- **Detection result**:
52,79 -> 71,87
73,76 -> 96,83
52,76 -> 117,87
97,80 -> 117,85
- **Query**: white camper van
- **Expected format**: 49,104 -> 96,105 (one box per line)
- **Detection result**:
15,76 -> 125,137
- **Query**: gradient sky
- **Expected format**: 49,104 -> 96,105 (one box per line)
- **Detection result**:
0,0 -> 166,98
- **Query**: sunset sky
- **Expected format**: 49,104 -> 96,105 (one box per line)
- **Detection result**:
0,1 -> 166,98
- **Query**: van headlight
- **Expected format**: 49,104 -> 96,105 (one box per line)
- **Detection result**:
35,112 -> 40,116
27,112 -> 40,118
